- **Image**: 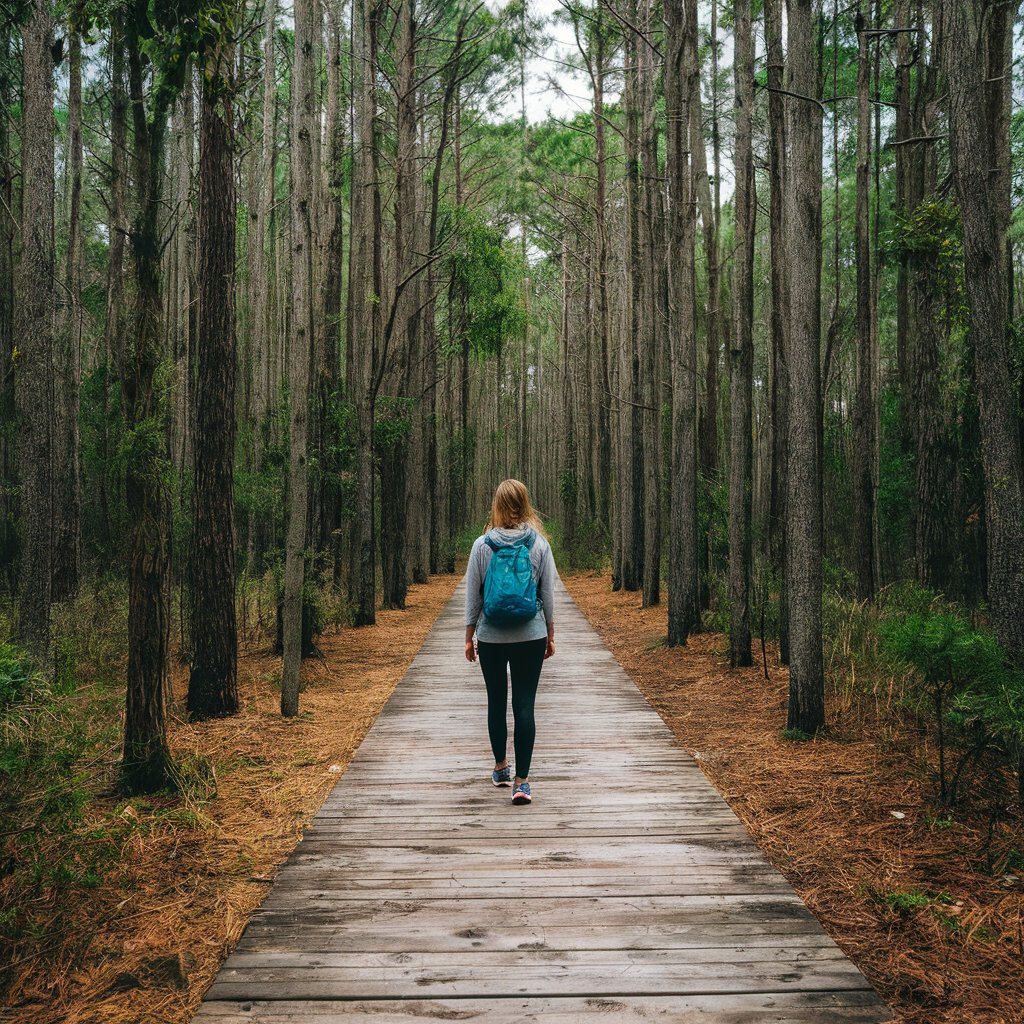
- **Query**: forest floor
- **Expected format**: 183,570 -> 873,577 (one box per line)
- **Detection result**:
564,572 -> 1024,1024
1,571 -> 461,1024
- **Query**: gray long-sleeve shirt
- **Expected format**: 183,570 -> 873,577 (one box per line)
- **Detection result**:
465,526 -> 557,643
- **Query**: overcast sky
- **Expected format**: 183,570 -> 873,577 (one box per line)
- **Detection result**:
491,0 -> 736,202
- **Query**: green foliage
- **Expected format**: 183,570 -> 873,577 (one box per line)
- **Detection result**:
879,609 -> 1024,805
781,726 -> 814,743
315,393 -> 358,530
374,395 -> 414,452
879,613 -> 1003,700
0,643 -> 38,712
883,889 -> 930,914
234,396 -> 290,573
892,201 -> 967,323
544,516 -> 607,574
0,630 -> 124,982
877,381 -> 913,577
79,362 -> 128,565
441,204 -> 528,360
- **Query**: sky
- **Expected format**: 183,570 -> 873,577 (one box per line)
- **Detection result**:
491,0 -> 736,202
490,0 -> 610,125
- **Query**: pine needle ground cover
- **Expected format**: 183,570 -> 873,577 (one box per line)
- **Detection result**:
565,572 -> 1024,1024
0,572 -> 460,1024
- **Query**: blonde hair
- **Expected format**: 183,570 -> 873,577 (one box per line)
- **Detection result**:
487,479 -> 546,537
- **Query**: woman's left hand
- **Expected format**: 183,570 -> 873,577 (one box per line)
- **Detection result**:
545,636 -> 555,660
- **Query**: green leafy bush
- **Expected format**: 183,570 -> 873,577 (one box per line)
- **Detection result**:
879,610 -> 1024,806
0,643 -> 37,712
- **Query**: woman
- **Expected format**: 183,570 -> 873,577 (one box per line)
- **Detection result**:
464,479 -> 557,805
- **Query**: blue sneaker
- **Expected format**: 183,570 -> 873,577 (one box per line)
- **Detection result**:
512,781 -> 532,805
491,766 -> 511,787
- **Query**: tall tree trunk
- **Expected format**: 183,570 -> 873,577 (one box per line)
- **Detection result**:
350,0 -> 381,626
784,0 -> 825,733
99,23 -> 129,561
320,0 -> 345,560
944,0 -> 1024,665
728,0 -> 754,667
665,0 -> 700,645
15,2 -> 55,661
639,0 -> 661,607
895,0 -> 945,592
561,244 -> 578,556
281,0 -> 317,715
53,20 -> 82,601
588,23 -> 614,574
621,5 -> 644,593
381,0 -> 418,609
188,21 -> 238,720
0,26 -> 15,586
403,13 -> 429,588
120,18 -> 176,793
169,78 -> 196,496
697,0 -> 720,486
765,0 -> 790,663
246,0 -> 277,569
851,8 -> 879,601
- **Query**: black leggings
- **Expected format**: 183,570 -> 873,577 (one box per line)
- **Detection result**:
477,637 -> 547,778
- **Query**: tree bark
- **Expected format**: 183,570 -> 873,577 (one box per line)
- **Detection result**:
120,15 -> 176,793
665,0 -> 701,645
188,20 -> 239,720
851,9 -> 879,601
281,0 -> 317,716
620,4 -> 645,593
0,26 -> 15,586
784,0 -> 825,733
697,0 -> 720,487
639,0 -> 661,608
894,1 -> 947,593
319,0 -> 345,560
380,0 -> 418,610
350,0 -> 381,626
245,0 -> 277,568
592,28 -> 612,545
728,0 -> 754,667
53,19 -> 82,602
765,0 -> 790,663
944,0 -> 1024,666
15,2 -> 56,662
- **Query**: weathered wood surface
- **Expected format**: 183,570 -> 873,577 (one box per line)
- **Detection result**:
194,582 -> 889,1022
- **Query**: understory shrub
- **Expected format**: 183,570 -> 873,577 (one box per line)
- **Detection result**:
879,609 -> 1024,807
0,642 -> 127,994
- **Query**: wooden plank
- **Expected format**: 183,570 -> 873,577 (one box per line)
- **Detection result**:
204,957 -> 874,1000
191,581 -> 889,1022
234,893 -> 827,930
194,992 -> 889,1024
233,922 -> 842,955
220,942 -> 851,966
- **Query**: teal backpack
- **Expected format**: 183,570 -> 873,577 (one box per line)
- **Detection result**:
482,530 -> 538,625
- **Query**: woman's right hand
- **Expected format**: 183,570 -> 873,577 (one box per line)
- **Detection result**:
465,640 -> 476,663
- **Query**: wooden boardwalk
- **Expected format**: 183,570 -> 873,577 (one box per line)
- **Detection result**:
195,581 -> 890,1023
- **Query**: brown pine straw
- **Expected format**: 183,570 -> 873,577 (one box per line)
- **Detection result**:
0,572 -> 461,1024
564,572 -> 1024,1024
